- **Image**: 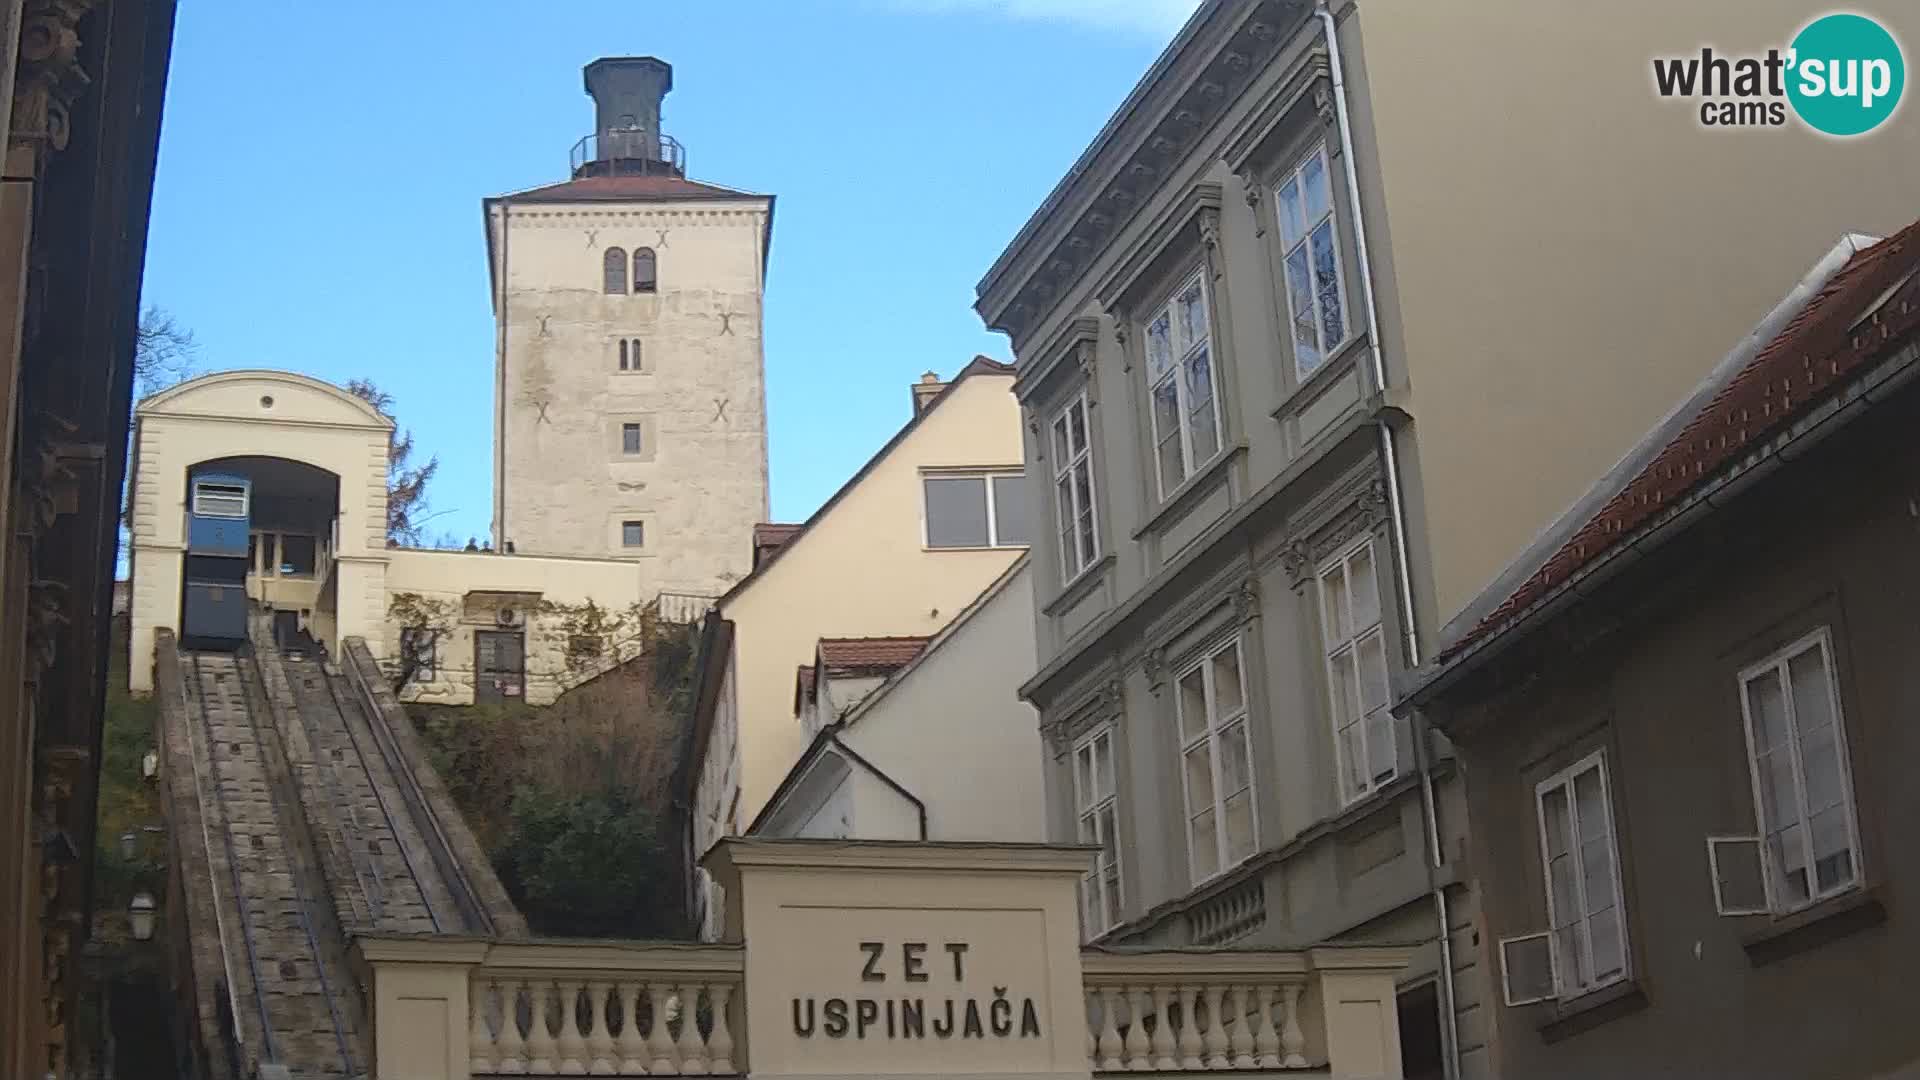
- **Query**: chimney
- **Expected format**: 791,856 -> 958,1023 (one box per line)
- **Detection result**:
582,57 -> 676,172
911,371 -> 946,415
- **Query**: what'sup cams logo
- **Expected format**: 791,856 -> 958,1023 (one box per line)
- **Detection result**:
1652,12 -> 1905,136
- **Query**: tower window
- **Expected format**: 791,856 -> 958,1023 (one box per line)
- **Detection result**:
619,338 -> 642,372
633,247 -> 657,293
622,422 -> 643,455
603,246 -> 628,294
622,520 -> 645,548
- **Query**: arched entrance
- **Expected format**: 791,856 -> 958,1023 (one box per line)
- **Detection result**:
180,455 -> 342,652
128,370 -> 393,692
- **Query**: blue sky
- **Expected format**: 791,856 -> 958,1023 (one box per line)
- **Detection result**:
142,0 -> 1200,545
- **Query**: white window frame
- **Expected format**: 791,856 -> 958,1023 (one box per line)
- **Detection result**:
1317,536 -> 1396,805
1734,627 -> 1863,915
1173,637 -> 1258,884
1143,268 -> 1224,500
1072,725 -> 1123,937
1532,750 -> 1630,1002
193,481 -> 249,519
921,470 -> 1029,550
1050,393 -> 1099,582
1274,143 -> 1350,379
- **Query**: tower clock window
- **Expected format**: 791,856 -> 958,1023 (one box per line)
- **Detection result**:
633,248 -> 658,293
603,246 -> 628,294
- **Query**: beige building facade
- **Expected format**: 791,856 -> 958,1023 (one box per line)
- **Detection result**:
685,361 -> 1029,939
488,57 -> 771,599
126,369 -> 658,706
751,558 -> 1046,845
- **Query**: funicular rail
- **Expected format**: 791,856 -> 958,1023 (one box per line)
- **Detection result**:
185,649 -> 362,1076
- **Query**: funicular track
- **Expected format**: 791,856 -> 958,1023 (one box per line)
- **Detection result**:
182,649 -> 363,1078
271,645 -> 453,934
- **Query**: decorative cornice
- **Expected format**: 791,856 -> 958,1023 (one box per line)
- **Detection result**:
977,0 -> 1305,349
1313,84 -> 1337,128
12,0 -> 97,154
1280,537 -> 1315,587
1197,205 -> 1222,252
1230,575 -> 1261,624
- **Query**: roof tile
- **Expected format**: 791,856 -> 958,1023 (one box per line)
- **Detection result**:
1440,220 -> 1920,663
817,636 -> 932,674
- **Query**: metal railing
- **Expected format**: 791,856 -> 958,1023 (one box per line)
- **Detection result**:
570,129 -> 686,176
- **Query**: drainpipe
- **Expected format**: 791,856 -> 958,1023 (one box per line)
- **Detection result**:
1314,5 -> 1461,1078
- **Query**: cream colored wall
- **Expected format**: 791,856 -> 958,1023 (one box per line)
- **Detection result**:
380,546 -> 647,707
492,195 -> 771,599
127,371 -> 391,692
1347,0 -> 1920,625
840,561 -> 1044,842
719,372 -> 1026,831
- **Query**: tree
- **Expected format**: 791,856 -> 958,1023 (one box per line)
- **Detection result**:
494,784 -> 676,938
344,378 -> 440,546
133,305 -> 196,394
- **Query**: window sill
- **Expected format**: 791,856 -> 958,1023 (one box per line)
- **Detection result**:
1740,884 -> 1886,967
1131,443 -> 1246,541
922,543 -> 1030,554
1270,331 -> 1371,421
1044,553 -> 1116,617
1536,978 -> 1647,1044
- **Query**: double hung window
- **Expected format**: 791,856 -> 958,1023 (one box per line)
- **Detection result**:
1175,639 -> 1256,882
1051,394 -> 1099,579
1073,727 -> 1123,935
1318,539 -> 1395,803
1275,145 -> 1348,378
1145,271 -> 1223,497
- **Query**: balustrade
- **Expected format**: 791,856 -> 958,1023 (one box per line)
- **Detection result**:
1080,952 -> 1312,1073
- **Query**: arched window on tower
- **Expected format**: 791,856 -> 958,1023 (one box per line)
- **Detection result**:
603,247 -> 628,294
633,247 -> 658,293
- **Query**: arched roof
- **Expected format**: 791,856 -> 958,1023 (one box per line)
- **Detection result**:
137,369 -> 393,430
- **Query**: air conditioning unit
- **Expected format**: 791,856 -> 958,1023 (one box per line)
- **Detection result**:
496,607 -> 522,628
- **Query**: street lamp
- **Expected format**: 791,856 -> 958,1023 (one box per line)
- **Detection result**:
128,893 -> 155,942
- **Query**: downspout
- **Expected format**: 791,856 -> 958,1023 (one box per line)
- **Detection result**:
493,201 -> 510,549
1314,5 -> 1461,1078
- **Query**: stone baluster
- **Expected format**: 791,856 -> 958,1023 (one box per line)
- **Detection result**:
1279,984 -> 1307,1068
708,983 -> 736,1074
647,985 -> 678,1074
1228,985 -> 1255,1068
526,980 -> 559,1075
1202,985 -> 1229,1069
472,977 -> 497,1075
587,980 -> 617,1075
1123,986 -> 1152,1070
1252,984 -> 1280,1069
616,982 -> 648,1075
1149,984 -> 1177,1070
497,978 -> 529,1074
1095,986 -> 1124,1070
1085,995 -> 1097,1067
1176,985 -> 1204,1070
676,984 -> 710,1074
557,979 -> 589,1074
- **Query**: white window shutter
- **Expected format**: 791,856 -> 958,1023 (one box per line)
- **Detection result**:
1498,931 -> 1556,1006
1707,835 -> 1771,916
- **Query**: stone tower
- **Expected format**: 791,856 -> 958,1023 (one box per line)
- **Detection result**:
485,57 -> 772,598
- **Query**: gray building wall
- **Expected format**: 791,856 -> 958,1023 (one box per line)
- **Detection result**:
1430,376 -> 1920,1080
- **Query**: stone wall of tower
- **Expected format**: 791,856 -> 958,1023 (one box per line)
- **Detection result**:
492,198 -> 771,599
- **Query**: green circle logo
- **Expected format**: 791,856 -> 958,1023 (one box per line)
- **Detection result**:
1787,13 -> 1905,136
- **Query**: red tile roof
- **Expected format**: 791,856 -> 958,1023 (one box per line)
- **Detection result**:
752,523 -> 804,568
793,663 -> 818,713
1441,221 -> 1920,663
817,636 -> 932,674
499,173 -> 759,203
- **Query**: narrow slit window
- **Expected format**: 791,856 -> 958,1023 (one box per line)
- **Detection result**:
618,339 -> 630,370
603,246 -> 628,294
621,422 -> 643,455
633,247 -> 658,293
